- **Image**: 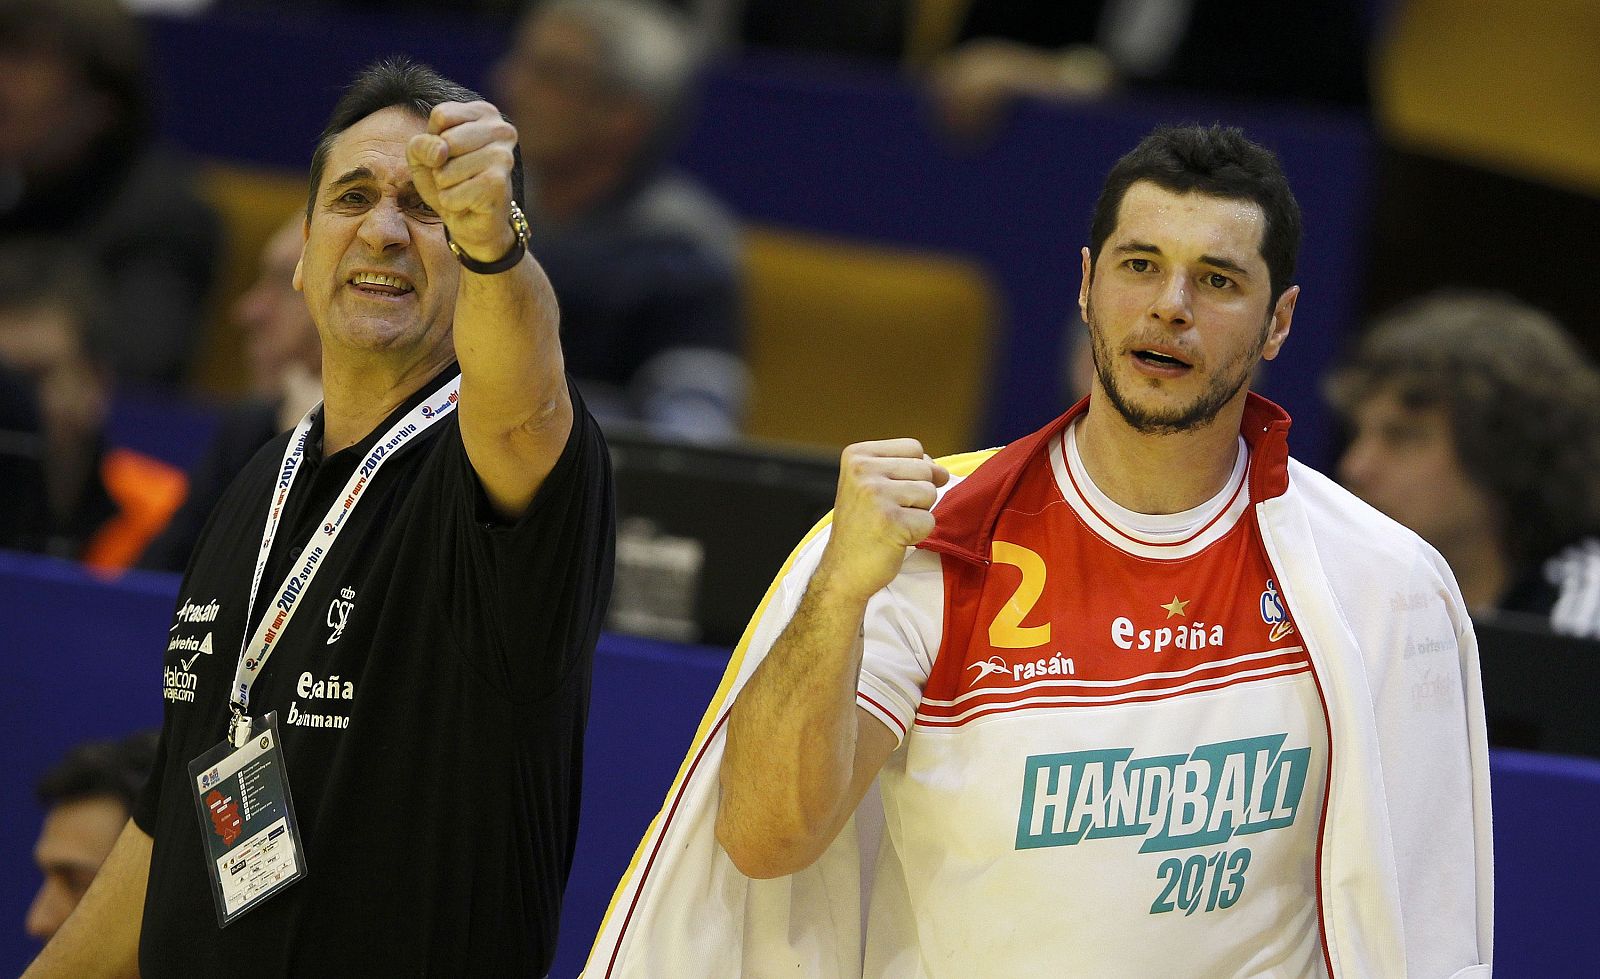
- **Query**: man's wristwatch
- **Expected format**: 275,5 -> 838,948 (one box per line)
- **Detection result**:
445,201 -> 530,274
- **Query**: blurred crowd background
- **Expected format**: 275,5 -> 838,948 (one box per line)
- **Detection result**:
4,0 -> 1600,969
3,0 -> 1597,622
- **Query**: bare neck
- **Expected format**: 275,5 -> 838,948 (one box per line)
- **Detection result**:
318,350 -> 452,456
1075,392 -> 1247,515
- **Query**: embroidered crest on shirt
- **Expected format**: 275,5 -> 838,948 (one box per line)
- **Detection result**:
326,586 -> 355,645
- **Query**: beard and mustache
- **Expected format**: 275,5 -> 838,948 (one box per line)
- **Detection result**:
1084,296 -> 1270,436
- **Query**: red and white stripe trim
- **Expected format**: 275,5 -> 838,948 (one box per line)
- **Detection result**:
916,646 -> 1310,727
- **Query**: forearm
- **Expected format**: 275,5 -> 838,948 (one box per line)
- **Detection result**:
25,819 -> 151,978
410,101 -> 573,516
716,439 -> 946,876
455,255 -> 567,424
717,565 -> 872,878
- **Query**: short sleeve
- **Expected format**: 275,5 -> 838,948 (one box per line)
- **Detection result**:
444,382 -> 615,700
856,548 -> 945,745
132,716 -> 172,835
730,524 -> 944,747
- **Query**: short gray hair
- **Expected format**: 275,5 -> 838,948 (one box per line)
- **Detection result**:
534,0 -> 701,120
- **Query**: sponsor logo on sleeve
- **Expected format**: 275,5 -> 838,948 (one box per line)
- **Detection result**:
165,598 -> 222,704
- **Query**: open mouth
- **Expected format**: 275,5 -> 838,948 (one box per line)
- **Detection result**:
349,271 -> 414,297
1133,348 -> 1192,369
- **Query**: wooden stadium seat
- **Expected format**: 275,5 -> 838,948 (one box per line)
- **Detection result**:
190,161 -> 309,396
741,226 -> 998,457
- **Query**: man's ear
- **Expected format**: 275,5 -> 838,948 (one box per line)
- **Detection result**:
1078,247 -> 1093,322
1261,285 -> 1299,361
292,219 -> 308,292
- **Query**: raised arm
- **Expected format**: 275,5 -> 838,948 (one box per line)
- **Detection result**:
716,439 -> 948,879
407,101 -> 570,519
24,820 -> 151,979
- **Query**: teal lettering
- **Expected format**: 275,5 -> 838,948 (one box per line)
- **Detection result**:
1017,735 -> 1312,853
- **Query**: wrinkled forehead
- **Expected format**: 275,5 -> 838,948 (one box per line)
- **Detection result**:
1109,181 -> 1269,266
316,106 -> 430,194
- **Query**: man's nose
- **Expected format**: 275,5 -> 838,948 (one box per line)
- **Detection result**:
25,881 -> 68,942
1148,273 -> 1190,326
357,199 -> 409,253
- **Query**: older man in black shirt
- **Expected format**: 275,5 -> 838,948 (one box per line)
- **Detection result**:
25,58 -> 614,977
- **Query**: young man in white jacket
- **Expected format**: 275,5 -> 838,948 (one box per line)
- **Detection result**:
588,124 -> 1492,978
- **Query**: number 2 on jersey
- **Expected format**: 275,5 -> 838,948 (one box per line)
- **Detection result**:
989,541 -> 1050,648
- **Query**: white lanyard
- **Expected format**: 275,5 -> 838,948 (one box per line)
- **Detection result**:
226,377 -> 460,747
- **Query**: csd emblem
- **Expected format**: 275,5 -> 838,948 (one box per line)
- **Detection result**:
1260,579 -> 1294,643
326,586 -> 356,645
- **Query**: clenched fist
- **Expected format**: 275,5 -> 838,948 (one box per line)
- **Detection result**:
817,439 -> 951,602
405,101 -> 520,263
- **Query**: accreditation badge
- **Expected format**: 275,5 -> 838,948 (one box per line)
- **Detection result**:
186,712 -> 307,926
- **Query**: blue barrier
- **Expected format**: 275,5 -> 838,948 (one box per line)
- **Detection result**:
5,549 -> 1596,973
1488,749 -> 1600,977
0,551 -> 726,977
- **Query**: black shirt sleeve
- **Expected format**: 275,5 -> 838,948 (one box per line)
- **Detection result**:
132,709 -> 172,835
442,381 -> 615,701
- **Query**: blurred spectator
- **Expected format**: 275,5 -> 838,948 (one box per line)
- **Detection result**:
1366,0 -> 1600,360
494,0 -> 747,441
26,731 -> 158,944
239,213 -> 323,419
0,0 -> 220,386
139,212 -> 321,571
0,239 -> 187,568
920,0 -> 1369,143
1327,292 -> 1600,637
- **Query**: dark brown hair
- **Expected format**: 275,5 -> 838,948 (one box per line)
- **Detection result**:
1327,291 -> 1600,568
1090,124 -> 1301,301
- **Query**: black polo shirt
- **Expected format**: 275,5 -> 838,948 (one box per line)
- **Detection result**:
133,367 -> 614,977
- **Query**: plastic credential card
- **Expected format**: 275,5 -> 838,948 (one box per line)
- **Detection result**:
186,712 -> 307,927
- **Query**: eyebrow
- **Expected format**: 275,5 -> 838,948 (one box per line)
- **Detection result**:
1113,242 -> 1253,277
326,167 -> 375,194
